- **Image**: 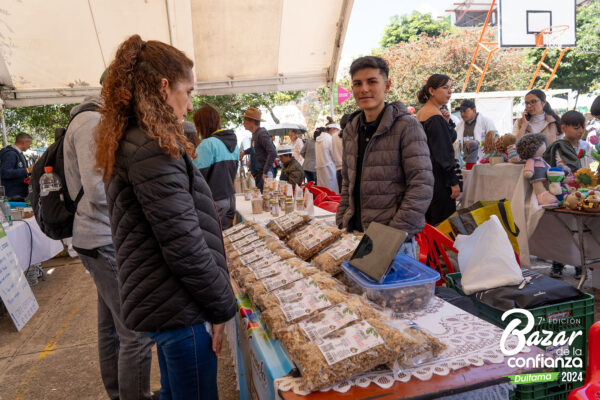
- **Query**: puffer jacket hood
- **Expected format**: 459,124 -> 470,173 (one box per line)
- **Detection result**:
70,96 -> 103,117
213,129 -> 237,152
336,101 -> 434,237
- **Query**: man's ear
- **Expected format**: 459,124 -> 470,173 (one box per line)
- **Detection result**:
385,79 -> 392,93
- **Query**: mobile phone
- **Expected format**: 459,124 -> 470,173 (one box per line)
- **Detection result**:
525,112 -> 531,121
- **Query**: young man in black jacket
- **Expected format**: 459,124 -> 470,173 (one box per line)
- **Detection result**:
0,132 -> 32,200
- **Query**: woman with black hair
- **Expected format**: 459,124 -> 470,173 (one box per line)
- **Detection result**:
513,89 -> 561,144
416,74 -> 460,225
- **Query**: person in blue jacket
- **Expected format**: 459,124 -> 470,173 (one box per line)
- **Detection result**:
193,105 -> 240,229
0,132 -> 32,200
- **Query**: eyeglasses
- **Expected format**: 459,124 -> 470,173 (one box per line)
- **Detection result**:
525,99 -> 540,106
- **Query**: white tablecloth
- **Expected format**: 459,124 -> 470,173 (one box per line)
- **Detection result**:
461,163 -> 545,267
3,217 -> 64,272
529,210 -> 600,267
235,194 -> 335,224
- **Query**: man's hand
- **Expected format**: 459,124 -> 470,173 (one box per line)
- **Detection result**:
212,323 -> 225,355
263,173 -> 268,180
450,184 -> 460,199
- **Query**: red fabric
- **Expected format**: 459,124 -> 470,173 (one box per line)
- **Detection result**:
568,321 -> 600,399
317,201 -> 339,213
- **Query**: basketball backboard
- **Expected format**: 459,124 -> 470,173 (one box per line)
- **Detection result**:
498,0 -> 576,48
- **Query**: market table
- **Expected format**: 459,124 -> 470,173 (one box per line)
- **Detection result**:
2,217 -> 63,272
529,208 -> 600,289
461,163 -> 544,267
228,284 -> 545,400
235,194 -> 335,224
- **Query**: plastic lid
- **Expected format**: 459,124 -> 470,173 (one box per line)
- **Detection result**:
341,254 -> 440,289
44,166 -> 53,173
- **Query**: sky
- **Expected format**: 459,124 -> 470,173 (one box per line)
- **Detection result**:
338,0 -> 454,79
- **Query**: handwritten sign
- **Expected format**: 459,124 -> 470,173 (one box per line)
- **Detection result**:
0,225 -> 38,331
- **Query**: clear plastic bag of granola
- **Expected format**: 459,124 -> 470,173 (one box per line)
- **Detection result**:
312,234 -> 362,275
287,224 -> 342,260
292,318 -> 420,392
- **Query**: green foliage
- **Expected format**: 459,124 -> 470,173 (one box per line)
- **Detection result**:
3,104 -> 76,147
381,12 -> 453,47
317,29 -> 532,122
191,91 -> 303,127
526,1 -> 600,92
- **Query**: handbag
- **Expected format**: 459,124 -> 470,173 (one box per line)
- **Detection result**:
436,199 -> 520,255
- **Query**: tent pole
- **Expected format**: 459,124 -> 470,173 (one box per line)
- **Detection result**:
0,100 -> 7,147
330,85 -> 335,118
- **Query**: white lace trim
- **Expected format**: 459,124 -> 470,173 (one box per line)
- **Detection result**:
275,297 -> 532,395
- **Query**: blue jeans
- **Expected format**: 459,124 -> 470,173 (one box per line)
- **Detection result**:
146,324 -> 218,400
304,170 -> 317,185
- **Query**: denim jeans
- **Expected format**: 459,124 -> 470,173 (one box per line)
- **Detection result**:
214,194 -> 236,229
77,245 -> 154,400
304,170 -> 317,185
146,324 -> 218,400
398,237 -> 417,259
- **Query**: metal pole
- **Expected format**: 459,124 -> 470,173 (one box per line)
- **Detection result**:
0,100 -> 7,147
330,84 -> 335,118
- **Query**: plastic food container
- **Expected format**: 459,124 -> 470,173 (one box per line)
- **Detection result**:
341,254 -> 440,312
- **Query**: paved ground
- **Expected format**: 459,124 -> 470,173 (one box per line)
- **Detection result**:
0,255 -> 597,400
0,257 -> 240,400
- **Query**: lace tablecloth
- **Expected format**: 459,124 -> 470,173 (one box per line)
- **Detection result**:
275,296 -> 532,395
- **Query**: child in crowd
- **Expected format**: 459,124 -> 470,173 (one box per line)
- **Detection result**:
278,145 -> 305,189
544,110 -> 586,174
543,110 -> 586,279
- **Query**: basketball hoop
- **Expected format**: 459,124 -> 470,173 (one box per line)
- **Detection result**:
535,25 -> 570,49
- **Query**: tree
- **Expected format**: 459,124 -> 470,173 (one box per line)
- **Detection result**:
526,1 -> 600,93
3,104 -> 75,147
381,12 -> 453,47
191,91 -> 303,127
317,29 -> 532,122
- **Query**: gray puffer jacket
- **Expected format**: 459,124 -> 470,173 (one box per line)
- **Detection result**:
336,102 -> 434,237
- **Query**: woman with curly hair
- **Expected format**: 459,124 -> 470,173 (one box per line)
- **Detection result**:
95,35 -> 236,399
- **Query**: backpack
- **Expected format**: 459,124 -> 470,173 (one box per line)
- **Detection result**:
30,106 -> 98,239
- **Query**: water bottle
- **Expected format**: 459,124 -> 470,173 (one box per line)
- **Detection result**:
2,199 -> 12,226
39,166 -> 61,197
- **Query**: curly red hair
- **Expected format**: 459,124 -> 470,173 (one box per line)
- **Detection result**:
95,34 -> 196,181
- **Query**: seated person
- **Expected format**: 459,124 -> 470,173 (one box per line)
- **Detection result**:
544,110 -> 586,174
278,145 -> 304,188
543,110 -> 585,279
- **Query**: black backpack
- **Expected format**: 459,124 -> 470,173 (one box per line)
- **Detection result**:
31,106 -> 98,239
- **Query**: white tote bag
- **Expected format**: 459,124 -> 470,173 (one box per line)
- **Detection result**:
454,215 -> 523,295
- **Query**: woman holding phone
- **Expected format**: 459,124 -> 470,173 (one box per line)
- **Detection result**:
513,89 -> 561,144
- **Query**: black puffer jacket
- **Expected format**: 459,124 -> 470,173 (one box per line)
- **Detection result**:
105,125 -> 237,332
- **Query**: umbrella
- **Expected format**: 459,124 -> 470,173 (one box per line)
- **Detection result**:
268,123 -> 307,137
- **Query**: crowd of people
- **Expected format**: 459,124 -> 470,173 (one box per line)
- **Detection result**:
1,32 -> 600,400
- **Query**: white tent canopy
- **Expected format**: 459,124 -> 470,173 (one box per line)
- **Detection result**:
0,0 -> 353,107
